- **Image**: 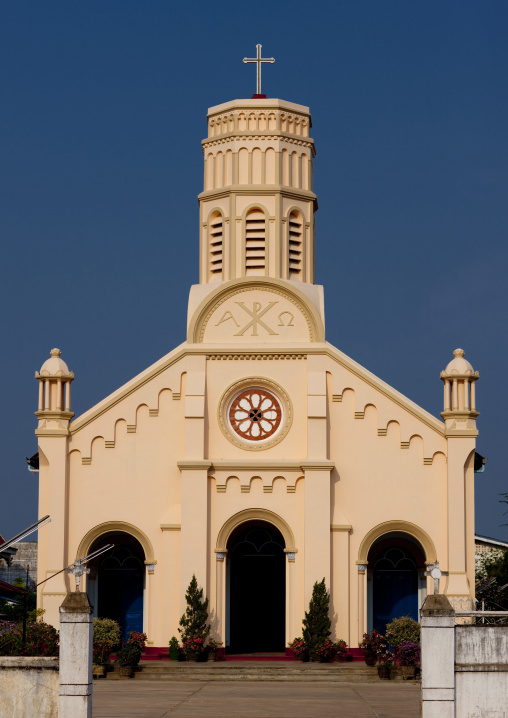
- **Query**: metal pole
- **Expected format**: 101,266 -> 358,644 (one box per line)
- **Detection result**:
22,565 -> 29,648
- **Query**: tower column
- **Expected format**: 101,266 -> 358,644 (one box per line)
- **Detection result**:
440,349 -> 479,608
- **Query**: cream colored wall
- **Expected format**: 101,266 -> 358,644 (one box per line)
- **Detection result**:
36,338 -> 477,647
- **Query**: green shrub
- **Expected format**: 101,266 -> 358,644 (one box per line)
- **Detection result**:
178,575 -> 210,643
302,579 -> 331,659
92,617 -> 121,665
385,616 -> 420,647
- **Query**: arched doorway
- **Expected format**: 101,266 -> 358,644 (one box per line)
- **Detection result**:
87,532 -> 145,642
227,521 -> 285,653
367,533 -> 426,634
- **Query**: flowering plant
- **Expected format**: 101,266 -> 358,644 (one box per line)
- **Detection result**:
334,639 -> 349,661
288,637 -> 308,660
0,621 -> 59,657
359,629 -> 386,656
183,635 -> 206,654
376,645 -> 393,665
128,631 -> 147,652
311,639 -> 336,662
394,641 -> 420,666
344,651 -> 354,662
116,631 -> 147,667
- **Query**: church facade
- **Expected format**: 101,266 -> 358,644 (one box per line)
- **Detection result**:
34,94 -> 480,652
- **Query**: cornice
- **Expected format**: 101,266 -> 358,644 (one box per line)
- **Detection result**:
198,186 -> 317,202
69,343 -> 189,434
180,460 -> 335,473
207,98 -> 310,115
68,339 -> 445,438
331,524 -> 353,532
177,461 -> 213,471
202,134 -> 315,155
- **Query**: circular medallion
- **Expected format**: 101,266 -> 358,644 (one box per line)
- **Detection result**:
229,388 -> 282,441
218,378 -> 292,451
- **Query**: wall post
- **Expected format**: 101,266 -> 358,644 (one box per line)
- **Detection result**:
420,594 -> 455,718
59,591 -> 93,718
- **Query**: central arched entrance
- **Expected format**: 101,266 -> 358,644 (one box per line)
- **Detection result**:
87,531 -> 145,642
227,521 -> 286,653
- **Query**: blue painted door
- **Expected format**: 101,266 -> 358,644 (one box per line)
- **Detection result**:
372,569 -> 418,634
120,568 -> 144,640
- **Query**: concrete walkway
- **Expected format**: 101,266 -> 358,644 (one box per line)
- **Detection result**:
93,679 -> 421,717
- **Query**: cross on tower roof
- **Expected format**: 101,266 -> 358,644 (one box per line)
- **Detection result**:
243,44 -> 275,98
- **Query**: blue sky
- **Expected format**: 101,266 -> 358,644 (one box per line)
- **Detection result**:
1,1 -> 507,541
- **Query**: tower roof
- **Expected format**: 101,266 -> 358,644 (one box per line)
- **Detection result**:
39,348 -> 70,376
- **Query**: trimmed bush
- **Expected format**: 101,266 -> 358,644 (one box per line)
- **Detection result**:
385,616 -> 420,647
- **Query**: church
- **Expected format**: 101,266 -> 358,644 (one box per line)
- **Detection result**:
34,78 -> 480,654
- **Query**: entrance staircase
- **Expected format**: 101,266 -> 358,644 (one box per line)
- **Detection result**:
115,661 -> 417,683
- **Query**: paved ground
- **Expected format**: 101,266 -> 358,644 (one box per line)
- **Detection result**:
93,680 -> 421,717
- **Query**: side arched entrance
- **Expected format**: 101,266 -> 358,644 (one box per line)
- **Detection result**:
86,531 -> 145,642
367,533 -> 427,634
226,520 -> 286,653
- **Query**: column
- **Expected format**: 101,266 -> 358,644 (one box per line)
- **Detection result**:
304,360 -> 332,604
446,437 -> 476,599
59,591 -> 93,718
357,564 -> 367,644
179,466 -> 210,611
303,466 -> 332,604
215,551 -> 227,647
421,594 -> 455,718
37,436 -> 70,627
179,355 -> 209,611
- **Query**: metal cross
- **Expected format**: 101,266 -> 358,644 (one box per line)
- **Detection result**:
66,544 -> 114,591
243,44 -> 275,96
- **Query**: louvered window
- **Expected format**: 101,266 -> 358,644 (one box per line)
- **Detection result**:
245,208 -> 266,276
209,211 -> 223,280
288,210 -> 303,278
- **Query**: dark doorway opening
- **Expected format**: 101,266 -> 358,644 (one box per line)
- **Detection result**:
227,521 -> 285,653
88,532 -> 145,642
368,534 -> 425,634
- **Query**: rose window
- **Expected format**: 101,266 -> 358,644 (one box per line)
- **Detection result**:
228,388 -> 282,441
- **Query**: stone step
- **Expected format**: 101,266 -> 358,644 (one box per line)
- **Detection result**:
109,661 -> 419,683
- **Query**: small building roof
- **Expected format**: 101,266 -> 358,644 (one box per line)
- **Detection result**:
475,534 -> 508,550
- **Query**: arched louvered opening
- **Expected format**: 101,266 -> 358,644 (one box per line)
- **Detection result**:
245,208 -> 266,276
209,211 -> 224,280
288,210 -> 303,279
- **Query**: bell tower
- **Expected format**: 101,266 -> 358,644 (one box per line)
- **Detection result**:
198,98 -> 317,285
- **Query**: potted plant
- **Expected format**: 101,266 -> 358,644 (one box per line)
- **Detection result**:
288,637 -> 308,661
334,639 -> 349,662
345,651 -> 354,662
207,638 -> 222,661
377,647 -> 393,680
115,630 -> 147,677
313,638 -> 336,663
395,641 -> 420,679
183,635 -> 206,661
92,618 -> 120,678
169,636 -> 182,661
359,629 -> 386,666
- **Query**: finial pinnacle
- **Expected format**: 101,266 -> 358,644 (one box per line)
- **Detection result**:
50,348 -> 62,358
453,348 -> 465,358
